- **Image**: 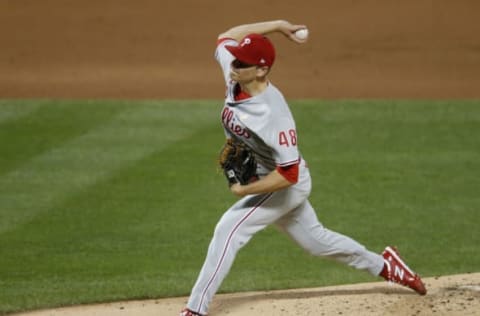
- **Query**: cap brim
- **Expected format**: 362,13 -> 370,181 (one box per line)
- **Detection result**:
225,45 -> 257,66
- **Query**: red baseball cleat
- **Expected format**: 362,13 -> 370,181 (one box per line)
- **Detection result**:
380,246 -> 427,295
179,308 -> 206,316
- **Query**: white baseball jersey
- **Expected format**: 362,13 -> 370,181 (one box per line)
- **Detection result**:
216,39 -> 301,175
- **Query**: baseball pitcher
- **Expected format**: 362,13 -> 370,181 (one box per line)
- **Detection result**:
180,20 -> 426,316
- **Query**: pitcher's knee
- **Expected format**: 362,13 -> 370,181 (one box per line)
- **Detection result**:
213,222 -> 250,251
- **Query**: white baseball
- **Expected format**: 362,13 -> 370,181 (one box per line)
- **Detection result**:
294,28 -> 309,40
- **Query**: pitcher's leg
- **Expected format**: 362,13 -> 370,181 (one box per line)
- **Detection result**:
275,200 -> 384,276
187,193 -> 282,314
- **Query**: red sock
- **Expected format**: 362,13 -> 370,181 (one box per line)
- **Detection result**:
379,262 -> 389,279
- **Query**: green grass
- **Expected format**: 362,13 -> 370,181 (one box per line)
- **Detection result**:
0,99 -> 479,314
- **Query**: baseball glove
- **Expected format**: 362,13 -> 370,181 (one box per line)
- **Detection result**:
219,139 -> 258,186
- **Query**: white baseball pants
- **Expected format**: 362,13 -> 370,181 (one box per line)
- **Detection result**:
187,163 -> 384,315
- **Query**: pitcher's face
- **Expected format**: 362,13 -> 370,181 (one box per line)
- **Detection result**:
230,59 -> 257,83
230,59 -> 269,83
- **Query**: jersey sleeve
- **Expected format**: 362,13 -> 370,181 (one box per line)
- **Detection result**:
214,38 -> 237,84
276,163 -> 299,183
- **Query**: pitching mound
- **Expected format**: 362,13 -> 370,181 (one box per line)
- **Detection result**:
14,273 -> 480,316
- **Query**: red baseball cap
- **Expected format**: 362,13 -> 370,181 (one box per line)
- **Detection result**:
225,33 -> 276,67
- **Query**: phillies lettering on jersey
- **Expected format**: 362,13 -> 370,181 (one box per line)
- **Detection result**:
221,107 -> 251,138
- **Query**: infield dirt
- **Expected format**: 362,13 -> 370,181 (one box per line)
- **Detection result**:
1,0 -> 480,99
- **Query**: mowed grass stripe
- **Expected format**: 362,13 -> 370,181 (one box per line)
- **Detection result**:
0,100 -> 219,234
0,100 -> 126,176
0,124 -> 226,312
294,100 -> 480,271
0,100 -> 43,124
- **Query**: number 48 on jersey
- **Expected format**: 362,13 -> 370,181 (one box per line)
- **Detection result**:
279,129 -> 297,147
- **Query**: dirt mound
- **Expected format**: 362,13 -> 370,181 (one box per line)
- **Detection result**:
14,273 -> 480,316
